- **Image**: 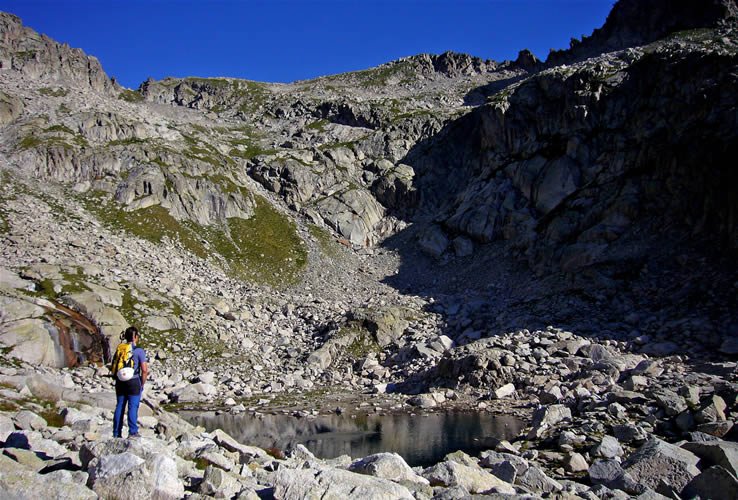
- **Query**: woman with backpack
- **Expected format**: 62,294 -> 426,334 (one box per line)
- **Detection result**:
111,326 -> 149,438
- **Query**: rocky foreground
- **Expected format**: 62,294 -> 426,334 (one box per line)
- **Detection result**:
2,273 -> 738,499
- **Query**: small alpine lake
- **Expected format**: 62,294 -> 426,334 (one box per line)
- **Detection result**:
182,410 -> 525,466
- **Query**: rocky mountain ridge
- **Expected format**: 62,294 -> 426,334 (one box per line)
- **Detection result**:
0,12 -> 116,95
1,1 -> 738,498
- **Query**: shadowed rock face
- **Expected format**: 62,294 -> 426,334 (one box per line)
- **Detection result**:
409,41 -> 738,271
547,0 -> 738,66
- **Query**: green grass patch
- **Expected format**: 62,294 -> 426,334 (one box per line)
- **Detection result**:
108,137 -> 147,147
38,87 -> 69,97
44,124 -> 75,135
38,406 -> 65,428
118,286 -> 185,350
119,89 -> 144,103
81,193 -> 209,259
0,399 -> 19,412
118,288 -> 138,325
487,88 -> 513,106
667,27 -> 715,43
206,174 -> 242,194
226,129 -> 277,159
18,129 -> 88,150
308,224 -> 343,259
15,50 -> 38,61
80,190 -> 304,287
28,268 -> 91,301
350,62 -> 415,87
194,457 -> 210,471
228,144 -> 278,160
206,195 -> 307,287
185,77 -> 231,89
234,81 -> 270,114
0,390 -> 64,427
18,136 -> 44,150
318,139 -> 362,152
0,347 -> 22,368
306,119 -> 329,132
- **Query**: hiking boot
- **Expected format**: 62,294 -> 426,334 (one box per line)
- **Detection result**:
128,433 -> 140,438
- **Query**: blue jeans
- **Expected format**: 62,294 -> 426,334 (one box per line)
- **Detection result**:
113,393 -> 141,437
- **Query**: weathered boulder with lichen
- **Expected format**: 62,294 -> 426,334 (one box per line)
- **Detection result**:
349,306 -> 412,347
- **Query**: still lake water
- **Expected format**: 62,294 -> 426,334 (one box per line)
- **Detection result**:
183,411 -> 524,466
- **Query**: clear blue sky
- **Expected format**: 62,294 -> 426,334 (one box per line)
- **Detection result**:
0,0 -> 614,89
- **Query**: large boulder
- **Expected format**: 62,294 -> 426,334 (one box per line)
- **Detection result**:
422,460 -> 516,494
64,291 -> 128,351
87,452 -> 150,498
211,429 -> 269,462
80,436 -> 177,468
515,464 -> 563,494
86,442 -> 184,500
199,465 -> 242,498
349,307 -> 410,346
0,453 -> 96,499
371,163 -> 418,211
273,467 -> 414,499
4,430 -> 68,459
528,404 -> 572,439
316,188 -> 385,246
681,465 -> 738,500
682,440 -> 738,477
0,414 -> 14,440
622,438 -> 700,494
418,224 -> 449,258
168,383 -> 218,403
0,267 -> 34,291
0,318 -> 66,367
349,452 -> 429,486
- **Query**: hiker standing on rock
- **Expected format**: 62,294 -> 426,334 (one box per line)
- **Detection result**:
110,326 -> 148,438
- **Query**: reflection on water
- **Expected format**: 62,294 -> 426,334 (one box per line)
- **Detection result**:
182,411 -> 524,466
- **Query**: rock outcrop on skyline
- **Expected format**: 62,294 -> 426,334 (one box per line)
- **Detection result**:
0,1 -> 737,498
0,12 -> 116,94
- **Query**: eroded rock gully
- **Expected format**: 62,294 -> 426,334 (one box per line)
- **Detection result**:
1,1 -> 738,498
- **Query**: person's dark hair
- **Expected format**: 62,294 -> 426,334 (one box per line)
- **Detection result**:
124,326 -> 139,342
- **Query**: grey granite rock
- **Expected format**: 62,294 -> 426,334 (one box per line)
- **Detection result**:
622,438 -> 700,493
273,467 -> 415,500
681,465 -> 738,500
349,452 -> 429,485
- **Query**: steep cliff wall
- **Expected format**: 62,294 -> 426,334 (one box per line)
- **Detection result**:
405,30 -> 738,277
0,13 -> 115,93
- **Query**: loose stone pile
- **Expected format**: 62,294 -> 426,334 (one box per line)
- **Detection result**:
0,354 -> 737,499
